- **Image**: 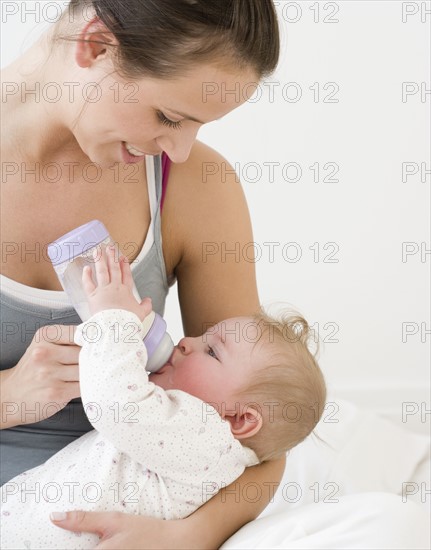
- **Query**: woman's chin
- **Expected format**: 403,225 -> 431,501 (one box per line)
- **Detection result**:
80,146 -> 115,170
85,155 -> 109,170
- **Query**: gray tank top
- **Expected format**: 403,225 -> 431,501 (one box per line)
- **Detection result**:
0,155 -> 171,484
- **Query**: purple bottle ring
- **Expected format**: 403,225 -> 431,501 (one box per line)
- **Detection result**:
143,314 -> 167,357
47,220 -> 110,266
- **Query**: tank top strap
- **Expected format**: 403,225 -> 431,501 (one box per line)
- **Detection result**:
160,152 -> 171,211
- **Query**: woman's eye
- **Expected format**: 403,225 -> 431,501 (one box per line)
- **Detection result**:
156,111 -> 182,130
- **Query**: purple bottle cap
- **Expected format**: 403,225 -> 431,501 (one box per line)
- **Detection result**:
47,220 -> 109,266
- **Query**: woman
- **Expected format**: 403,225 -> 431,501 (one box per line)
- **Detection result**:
1,0 -> 285,547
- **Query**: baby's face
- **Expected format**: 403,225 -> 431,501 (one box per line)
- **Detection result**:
149,317 -> 266,412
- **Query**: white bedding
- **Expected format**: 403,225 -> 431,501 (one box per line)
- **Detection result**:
222,399 -> 430,549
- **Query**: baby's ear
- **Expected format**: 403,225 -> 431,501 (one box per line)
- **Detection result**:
224,406 -> 263,439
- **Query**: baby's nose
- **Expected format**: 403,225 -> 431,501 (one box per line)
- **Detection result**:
178,337 -> 193,355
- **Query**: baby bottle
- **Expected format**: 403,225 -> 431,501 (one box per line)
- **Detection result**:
47,220 -> 174,373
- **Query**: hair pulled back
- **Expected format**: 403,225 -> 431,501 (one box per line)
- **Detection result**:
65,0 -> 280,79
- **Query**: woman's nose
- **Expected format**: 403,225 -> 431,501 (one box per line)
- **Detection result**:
156,125 -> 200,164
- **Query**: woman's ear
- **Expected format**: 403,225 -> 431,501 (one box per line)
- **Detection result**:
224,406 -> 263,439
75,17 -> 118,68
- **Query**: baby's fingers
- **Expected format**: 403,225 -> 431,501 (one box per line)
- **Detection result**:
139,297 -> 153,318
120,256 -> 134,290
82,266 -> 96,295
93,248 -> 109,286
106,245 -> 121,286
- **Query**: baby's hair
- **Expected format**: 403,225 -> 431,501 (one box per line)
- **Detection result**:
235,310 -> 326,462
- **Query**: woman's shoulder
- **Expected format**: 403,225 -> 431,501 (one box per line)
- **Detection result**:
161,139 -> 253,279
164,140 -> 245,210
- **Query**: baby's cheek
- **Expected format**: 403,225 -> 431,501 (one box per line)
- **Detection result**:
190,380 -> 221,405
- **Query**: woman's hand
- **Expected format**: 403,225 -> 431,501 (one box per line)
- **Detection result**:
83,246 -> 152,322
50,511 -> 199,550
1,325 -> 80,429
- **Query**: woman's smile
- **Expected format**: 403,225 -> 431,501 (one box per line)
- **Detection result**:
121,141 -> 152,164
125,142 -> 146,157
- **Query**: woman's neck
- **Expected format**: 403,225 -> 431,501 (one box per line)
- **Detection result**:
1,35 -> 85,165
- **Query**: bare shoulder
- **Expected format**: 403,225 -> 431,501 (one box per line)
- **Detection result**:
161,140 -> 259,334
164,140 -> 246,209
162,140 -> 253,274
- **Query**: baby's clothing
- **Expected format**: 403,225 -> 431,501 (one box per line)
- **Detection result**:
0,310 -> 258,549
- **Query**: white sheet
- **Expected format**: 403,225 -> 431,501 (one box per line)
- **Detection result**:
222,399 -> 430,549
223,494 -> 429,550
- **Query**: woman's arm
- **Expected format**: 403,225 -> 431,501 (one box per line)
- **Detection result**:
163,142 -> 284,539
185,456 -> 286,548
162,140 -> 261,335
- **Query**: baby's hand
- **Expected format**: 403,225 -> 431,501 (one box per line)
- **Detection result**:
82,245 -> 152,322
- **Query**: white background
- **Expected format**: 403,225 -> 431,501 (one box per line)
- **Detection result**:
1,1 -> 430,433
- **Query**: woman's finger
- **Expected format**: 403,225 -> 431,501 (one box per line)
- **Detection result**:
93,247 -> 110,286
50,510 -> 105,537
36,325 -> 77,346
107,246 -> 121,286
50,510 -> 166,550
55,363 -> 80,381
56,346 -> 80,366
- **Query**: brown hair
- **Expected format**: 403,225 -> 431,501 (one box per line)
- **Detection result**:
236,311 -> 326,462
60,0 -> 280,79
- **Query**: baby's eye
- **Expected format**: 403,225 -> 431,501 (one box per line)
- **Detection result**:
207,347 -> 218,360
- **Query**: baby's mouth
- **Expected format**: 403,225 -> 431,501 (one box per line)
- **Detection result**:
154,365 -> 167,375
156,349 -> 176,374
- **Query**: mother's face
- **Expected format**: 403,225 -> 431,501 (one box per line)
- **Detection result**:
69,62 -> 258,167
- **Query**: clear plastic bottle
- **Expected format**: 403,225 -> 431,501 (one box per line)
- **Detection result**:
47,220 -> 174,372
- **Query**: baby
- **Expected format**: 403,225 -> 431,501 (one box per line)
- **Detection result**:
1,246 -> 326,549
